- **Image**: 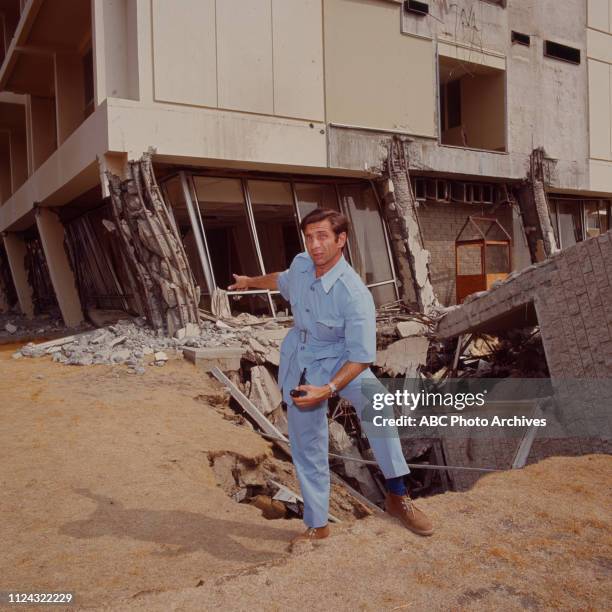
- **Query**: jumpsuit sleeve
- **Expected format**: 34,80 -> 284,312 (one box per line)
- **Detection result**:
277,251 -> 311,301
276,269 -> 291,301
343,287 -> 376,363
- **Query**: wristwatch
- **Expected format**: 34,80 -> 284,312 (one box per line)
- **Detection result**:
327,382 -> 338,398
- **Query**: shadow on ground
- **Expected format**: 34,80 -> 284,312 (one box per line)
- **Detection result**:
60,488 -> 290,562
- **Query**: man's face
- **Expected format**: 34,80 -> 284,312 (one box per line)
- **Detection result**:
303,219 -> 347,268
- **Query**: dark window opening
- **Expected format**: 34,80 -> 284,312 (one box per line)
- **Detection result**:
439,56 -> 506,152
414,178 -> 426,201
544,40 -> 580,65
412,178 -> 499,205
82,47 -> 94,118
481,184 -> 493,204
404,1 -> 429,16
439,79 -> 461,132
447,79 -> 461,129
436,180 -> 449,202
511,31 -> 530,46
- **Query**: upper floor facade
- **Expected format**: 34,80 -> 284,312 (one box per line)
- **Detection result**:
0,0 -> 610,233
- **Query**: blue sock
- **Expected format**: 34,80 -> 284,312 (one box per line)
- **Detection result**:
386,476 -> 407,496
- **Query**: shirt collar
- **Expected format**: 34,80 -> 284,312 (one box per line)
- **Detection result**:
319,254 -> 349,293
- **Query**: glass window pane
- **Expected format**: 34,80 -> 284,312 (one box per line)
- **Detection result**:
369,283 -> 397,307
294,182 -> 339,219
457,245 -> 482,275
603,201 -> 611,233
229,292 -> 272,317
338,183 -> 394,289
161,176 -> 210,303
248,180 -> 301,272
193,176 -> 262,289
584,200 -> 601,238
549,200 -> 559,246
485,244 -> 510,274
557,202 -> 582,247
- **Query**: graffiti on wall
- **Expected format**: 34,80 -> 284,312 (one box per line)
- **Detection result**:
430,0 -> 487,53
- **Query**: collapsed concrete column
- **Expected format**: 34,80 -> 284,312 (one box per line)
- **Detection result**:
106,153 -> 200,335
35,208 -> 84,327
382,137 -> 440,314
2,233 -> 34,318
516,148 -> 559,262
98,152 -> 128,198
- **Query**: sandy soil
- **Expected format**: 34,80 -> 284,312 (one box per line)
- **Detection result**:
0,344 -> 304,609
1,342 -> 610,611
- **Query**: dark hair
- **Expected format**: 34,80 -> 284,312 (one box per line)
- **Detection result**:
299,207 -> 349,237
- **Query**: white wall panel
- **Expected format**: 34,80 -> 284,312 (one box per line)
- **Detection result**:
216,0 -> 273,114
152,0 -> 217,107
588,0 -> 609,31
588,59 -> 611,160
324,0 -> 435,136
272,0 -> 324,121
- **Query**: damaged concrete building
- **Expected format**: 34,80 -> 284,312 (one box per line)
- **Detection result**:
0,0 -> 611,326
0,0 -> 611,501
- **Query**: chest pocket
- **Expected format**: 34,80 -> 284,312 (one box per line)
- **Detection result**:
314,318 -> 345,342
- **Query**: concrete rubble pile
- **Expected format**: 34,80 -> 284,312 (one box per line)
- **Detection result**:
424,329 -> 549,381
8,296 -> 552,504
13,313 -> 290,376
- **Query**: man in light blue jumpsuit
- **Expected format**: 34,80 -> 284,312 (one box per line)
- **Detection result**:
229,208 -> 433,545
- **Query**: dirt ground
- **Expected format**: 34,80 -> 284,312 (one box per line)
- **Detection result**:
1,342 -> 611,611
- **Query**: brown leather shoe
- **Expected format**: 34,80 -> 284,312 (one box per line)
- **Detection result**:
385,492 -> 434,536
289,524 -> 330,549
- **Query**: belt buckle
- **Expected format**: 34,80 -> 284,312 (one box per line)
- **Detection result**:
300,329 -> 307,343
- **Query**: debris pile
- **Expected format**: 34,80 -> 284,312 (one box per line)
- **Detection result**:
13,313 -> 290,375
423,328 -> 549,381
10,302 -> 548,506
373,308 -> 436,377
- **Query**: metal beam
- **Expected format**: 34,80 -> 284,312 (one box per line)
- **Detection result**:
511,403 -> 544,469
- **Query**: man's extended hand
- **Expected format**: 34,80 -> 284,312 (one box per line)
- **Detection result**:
228,274 -> 250,291
292,384 -> 330,409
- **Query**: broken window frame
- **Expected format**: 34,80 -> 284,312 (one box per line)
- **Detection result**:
549,197 -> 611,248
336,180 -> 400,305
187,173 -> 279,317
160,171 -> 399,315
584,200 -> 610,238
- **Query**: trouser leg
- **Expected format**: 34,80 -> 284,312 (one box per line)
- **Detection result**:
287,401 -> 330,528
339,369 -> 410,479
